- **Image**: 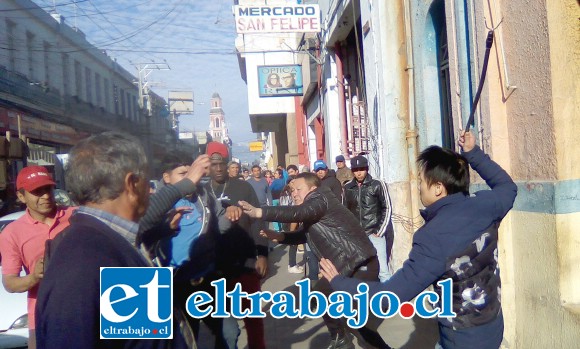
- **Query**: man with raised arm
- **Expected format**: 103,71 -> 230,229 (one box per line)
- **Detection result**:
321,131 -> 518,349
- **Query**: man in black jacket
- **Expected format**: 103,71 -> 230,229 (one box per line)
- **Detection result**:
239,173 -> 391,349
344,155 -> 393,282
313,160 -> 343,202
205,141 -> 269,349
139,153 -> 241,349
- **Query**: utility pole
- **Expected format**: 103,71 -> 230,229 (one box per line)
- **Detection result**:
167,91 -> 195,133
133,62 -> 170,115
132,62 -> 170,166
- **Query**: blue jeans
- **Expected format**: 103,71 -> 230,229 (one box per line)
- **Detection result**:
305,244 -> 319,281
369,234 -> 391,282
222,316 -> 240,349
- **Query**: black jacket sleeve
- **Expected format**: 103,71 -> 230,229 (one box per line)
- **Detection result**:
343,183 -> 356,213
280,225 -> 308,245
331,177 -> 343,203
37,231 -> 124,348
376,181 -> 389,230
262,191 -> 327,224
137,179 -> 196,248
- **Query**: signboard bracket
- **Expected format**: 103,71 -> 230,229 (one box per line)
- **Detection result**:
281,41 -> 323,66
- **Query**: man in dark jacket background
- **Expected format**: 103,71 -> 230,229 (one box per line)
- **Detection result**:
313,160 -> 343,202
344,155 -> 393,282
239,173 -> 391,349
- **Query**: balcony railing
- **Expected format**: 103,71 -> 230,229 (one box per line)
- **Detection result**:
0,65 -> 179,152
62,95 -> 138,134
0,65 -> 62,110
0,65 -> 153,137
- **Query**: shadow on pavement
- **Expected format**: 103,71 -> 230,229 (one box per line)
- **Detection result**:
260,245 -> 326,349
195,242 -> 439,349
397,316 -> 439,349
198,243 -> 322,349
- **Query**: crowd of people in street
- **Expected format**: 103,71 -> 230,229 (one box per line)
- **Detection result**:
0,130 -> 516,349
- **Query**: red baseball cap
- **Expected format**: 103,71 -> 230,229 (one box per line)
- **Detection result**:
16,166 -> 56,192
206,142 -> 229,160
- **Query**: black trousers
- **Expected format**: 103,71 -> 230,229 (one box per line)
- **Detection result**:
314,256 -> 391,349
174,274 -> 230,349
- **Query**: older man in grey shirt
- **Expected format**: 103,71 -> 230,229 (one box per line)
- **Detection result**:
247,165 -> 272,207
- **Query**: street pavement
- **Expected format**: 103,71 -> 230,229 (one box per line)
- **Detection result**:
198,244 -> 439,349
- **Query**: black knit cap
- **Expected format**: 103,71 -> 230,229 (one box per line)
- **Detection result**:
350,155 -> 368,168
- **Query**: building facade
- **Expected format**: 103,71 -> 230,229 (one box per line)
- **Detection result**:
234,0 -> 312,168
311,0 -> 580,347
0,0 -> 175,185
242,0 -> 580,346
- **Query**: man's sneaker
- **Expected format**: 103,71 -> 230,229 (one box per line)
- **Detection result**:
325,333 -> 354,349
297,244 -> 305,253
288,265 -> 304,274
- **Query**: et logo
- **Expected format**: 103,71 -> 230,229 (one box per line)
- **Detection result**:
100,267 -> 173,339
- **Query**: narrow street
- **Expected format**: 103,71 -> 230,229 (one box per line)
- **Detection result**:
199,244 -> 439,349
0,1 -> 578,348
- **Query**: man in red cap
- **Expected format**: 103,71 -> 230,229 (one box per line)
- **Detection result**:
0,165 -> 75,349
205,141 -> 269,349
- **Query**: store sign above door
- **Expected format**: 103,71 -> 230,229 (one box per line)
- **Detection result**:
258,65 -> 303,97
234,5 -> 321,34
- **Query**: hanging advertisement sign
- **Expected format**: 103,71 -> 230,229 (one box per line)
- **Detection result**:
258,65 -> 303,97
249,141 -> 264,152
234,4 -> 320,34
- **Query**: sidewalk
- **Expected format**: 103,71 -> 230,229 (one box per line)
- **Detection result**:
199,244 -> 439,349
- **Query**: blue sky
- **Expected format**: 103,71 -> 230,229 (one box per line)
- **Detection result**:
32,0 -> 259,151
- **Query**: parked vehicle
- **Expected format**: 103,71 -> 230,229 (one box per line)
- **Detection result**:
0,211 -> 24,234
53,189 -> 77,207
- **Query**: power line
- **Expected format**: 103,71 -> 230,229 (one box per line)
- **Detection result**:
1,1 -> 295,57
1,0 -> 155,19
74,0 -> 133,60
59,3 -> 180,53
57,0 -> 155,17
128,0 -> 188,50
0,0 -> 90,12
81,0 -> 170,65
0,2 -> 184,56
0,39 -> 235,52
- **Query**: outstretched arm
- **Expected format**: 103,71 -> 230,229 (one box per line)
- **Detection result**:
240,193 -> 326,224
